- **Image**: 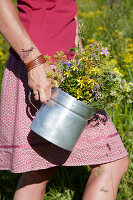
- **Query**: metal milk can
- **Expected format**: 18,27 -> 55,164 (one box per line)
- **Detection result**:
29,87 -> 96,151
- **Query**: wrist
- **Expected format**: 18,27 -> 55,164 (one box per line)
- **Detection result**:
19,43 -> 42,64
26,54 -> 46,72
23,49 -> 42,64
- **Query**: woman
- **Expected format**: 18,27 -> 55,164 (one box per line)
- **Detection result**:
0,0 -> 129,199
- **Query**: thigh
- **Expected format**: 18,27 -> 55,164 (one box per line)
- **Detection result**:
17,166 -> 59,189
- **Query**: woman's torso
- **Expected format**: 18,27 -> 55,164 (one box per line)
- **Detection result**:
10,0 -> 77,60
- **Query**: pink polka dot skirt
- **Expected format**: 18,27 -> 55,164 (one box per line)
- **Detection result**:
0,55 -> 128,173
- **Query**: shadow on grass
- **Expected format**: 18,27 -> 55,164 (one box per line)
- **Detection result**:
0,166 -> 91,200
46,166 -> 91,200
0,171 -> 20,200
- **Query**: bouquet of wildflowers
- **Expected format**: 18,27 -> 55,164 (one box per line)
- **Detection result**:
44,42 -> 133,110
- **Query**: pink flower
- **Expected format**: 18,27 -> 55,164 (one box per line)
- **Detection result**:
101,47 -> 109,56
58,72 -> 65,82
50,65 -> 57,71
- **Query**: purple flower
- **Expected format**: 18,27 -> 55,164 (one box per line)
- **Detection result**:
109,0 -> 114,3
95,91 -> 101,100
64,61 -> 71,67
94,84 -> 100,91
113,73 -> 117,78
101,47 -> 109,56
93,53 -> 97,57
57,67 -> 61,70
77,65 -> 82,69
99,82 -> 104,87
122,79 -> 126,86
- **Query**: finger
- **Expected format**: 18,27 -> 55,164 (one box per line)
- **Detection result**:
39,88 -> 47,104
45,84 -> 52,100
33,89 -> 39,101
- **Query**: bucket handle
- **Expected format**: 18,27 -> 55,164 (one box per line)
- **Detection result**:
28,88 -> 39,113
28,87 -> 56,113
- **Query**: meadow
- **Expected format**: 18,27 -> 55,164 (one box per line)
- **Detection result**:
0,0 -> 133,199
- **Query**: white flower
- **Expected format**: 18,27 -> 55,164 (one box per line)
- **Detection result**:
110,91 -> 117,96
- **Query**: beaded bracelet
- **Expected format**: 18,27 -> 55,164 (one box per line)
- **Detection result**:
26,55 -> 46,72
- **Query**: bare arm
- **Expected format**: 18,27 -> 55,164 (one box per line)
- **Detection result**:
0,0 -> 41,63
0,0 -> 52,103
75,14 -> 83,50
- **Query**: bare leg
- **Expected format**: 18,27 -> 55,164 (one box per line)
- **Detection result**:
82,156 -> 129,200
13,167 -> 58,200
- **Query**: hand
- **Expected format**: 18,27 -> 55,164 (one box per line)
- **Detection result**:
28,63 -> 54,104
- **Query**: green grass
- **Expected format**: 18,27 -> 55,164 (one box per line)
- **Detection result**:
0,0 -> 133,199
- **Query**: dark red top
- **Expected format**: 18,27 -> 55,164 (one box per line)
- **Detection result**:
10,0 -> 77,61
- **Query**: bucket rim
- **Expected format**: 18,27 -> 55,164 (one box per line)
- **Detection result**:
52,87 -> 95,111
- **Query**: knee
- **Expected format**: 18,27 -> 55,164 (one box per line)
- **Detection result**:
108,155 -> 129,177
91,156 -> 129,179
119,155 -> 129,175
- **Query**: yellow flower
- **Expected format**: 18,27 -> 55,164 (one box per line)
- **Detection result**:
71,64 -> 78,71
86,78 -> 95,87
125,38 -> 133,43
70,59 -> 76,64
110,59 -> 118,65
0,50 -> 5,61
112,32 -> 116,37
115,30 -> 120,34
119,35 -> 124,39
82,51 -> 88,56
89,67 -> 100,75
81,55 -> 88,62
93,68 -> 100,75
0,40 -> 3,45
1,60 -> 6,64
77,78 -> 85,88
64,71 -> 71,78
111,103 -> 118,107
87,93 -> 92,99
84,44 -> 90,49
77,12 -> 86,17
128,43 -> 133,49
95,32 -> 101,36
96,10 -> 102,15
124,53 -> 133,63
87,11 -> 95,18
97,26 -> 107,31
87,38 -> 96,44
0,50 -> 4,57
101,5 -> 106,10
76,89 -> 82,99
112,67 -> 123,76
